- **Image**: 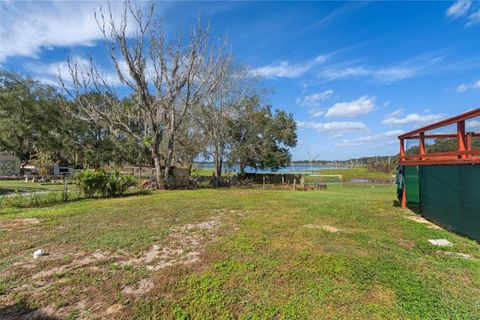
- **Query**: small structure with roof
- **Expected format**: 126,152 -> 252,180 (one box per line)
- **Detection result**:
0,152 -> 21,176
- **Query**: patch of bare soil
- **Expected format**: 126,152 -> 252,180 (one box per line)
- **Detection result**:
362,284 -> 396,306
120,215 -> 225,295
436,251 -> 473,259
0,211 -> 243,319
0,218 -> 41,231
303,224 -> 341,233
405,215 -> 442,229
31,250 -> 111,280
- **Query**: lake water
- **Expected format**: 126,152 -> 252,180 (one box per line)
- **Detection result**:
193,163 -> 349,174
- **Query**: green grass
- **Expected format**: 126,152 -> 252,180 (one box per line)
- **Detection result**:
191,167 -> 236,177
0,180 -> 70,192
0,186 -> 479,319
315,167 -> 394,180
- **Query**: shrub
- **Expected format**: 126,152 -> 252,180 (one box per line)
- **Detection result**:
74,170 -> 136,198
104,171 -> 136,197
74,170 -> 108,198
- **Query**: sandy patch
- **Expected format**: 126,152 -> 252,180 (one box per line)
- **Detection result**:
119,214 -> 225,296
405,215 -> 442,229
122,279 -> 154,295
1,212 -> 230,318
105,303 -> 124,315
31,250 -> 112,279
436,251 -> 472,259
120,215 -> 223,273
304,224 -> 341,233
0,218 -> 41,231
21,218 -> 41,225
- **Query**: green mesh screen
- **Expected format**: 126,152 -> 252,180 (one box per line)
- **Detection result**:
405,165 -> 420,204
419,165 -> 480,242
0,160 -> 16,176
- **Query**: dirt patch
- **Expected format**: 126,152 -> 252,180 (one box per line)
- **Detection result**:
303,224 -> 341,233
405,215 -> 442,229
0,218 -> 41,231
122,279 -> 154,295
31,250 -> 112,279
0,213 -> 229,318
363,284 -> 396,305
436,251 -> 473,259
120,215 -> 223,274
21,218 -> 41,225
105,303 -> 124,315
397,238 -> 416,250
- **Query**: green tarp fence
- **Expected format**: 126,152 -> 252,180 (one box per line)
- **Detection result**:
419,165 -> 480,241
405,165 -> 420,205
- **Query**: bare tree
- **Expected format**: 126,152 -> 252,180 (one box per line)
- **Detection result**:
60,1 -> 231,188
174,109 -> 208,174
197,65 -> 258,183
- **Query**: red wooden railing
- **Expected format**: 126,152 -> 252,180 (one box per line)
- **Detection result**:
398,108 -> 480,166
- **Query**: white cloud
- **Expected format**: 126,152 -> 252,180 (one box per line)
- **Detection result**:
252,55 -> 328,79
318,54 -> 443,83
308,108 -> 326,117
0,1 -> 141,62
457,79 -> 480,92
325,95 -> 376,117
296,89 -> 333,108
382,112 -> 445,125
385,109 -> 403,118
337,130 -> 404,147
466,11 -> 480,26
320,66 -> 369,80
374,67 -> 417,82
321,65 -> 421,83
25,55 -> 124,87
446,0 -> 472,18
297,121 -> 367,132
467,120 -> 480,130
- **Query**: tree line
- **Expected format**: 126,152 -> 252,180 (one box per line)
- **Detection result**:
0,2 -> 297,188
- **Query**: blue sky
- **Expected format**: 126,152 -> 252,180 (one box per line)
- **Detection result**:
1,1 -> 479,160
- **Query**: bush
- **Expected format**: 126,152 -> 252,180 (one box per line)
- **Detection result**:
104,170 -> 136,197
74,170 -> 136,198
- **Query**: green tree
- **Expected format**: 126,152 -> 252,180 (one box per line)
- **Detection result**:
0,70 -> 64,163
229,97 -> 297,174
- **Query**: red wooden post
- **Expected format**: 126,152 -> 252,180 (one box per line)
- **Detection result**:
466,133 -> 472,159
457,121 -> 466,159
401,182 -> 406,209
400,139 -> 405,160
419,132 -> 426,160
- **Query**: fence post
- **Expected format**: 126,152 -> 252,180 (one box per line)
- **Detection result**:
63,176 -> 68,202
263,175 -> 265,189
281,176 -> 284,190
293,178 -> 296,191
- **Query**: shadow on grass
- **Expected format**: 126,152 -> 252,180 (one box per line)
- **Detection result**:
392,200 -> 421,213
0,298 -> 59,320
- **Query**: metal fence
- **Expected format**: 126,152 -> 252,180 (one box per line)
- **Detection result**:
0,176 -> 79,209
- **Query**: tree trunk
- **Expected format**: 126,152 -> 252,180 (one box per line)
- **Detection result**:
163,129 -> 175,188
240,162 -> 246,175
162,108 -> 176,189
213,143 -> 224,187
151,142 -> 162,189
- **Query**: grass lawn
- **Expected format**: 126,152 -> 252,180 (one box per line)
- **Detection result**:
314,167 -> 394,180
0,185 -> 479,319
0,180 -> 70,192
